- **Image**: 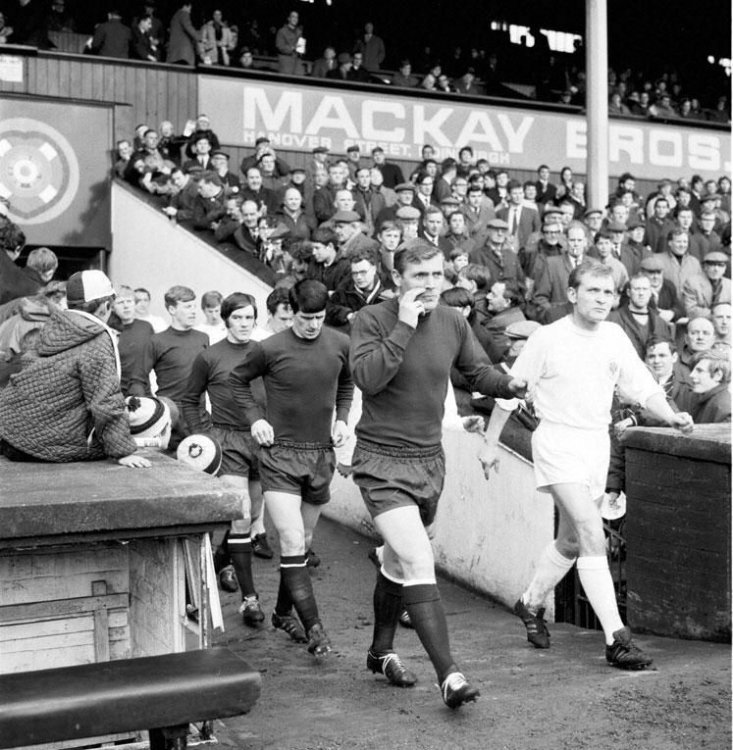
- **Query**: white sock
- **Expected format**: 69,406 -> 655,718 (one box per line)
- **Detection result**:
576,556 -> 625,645
522,543 -> 576,612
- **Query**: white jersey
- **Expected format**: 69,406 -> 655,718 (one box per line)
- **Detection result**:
497,316 -> 662,430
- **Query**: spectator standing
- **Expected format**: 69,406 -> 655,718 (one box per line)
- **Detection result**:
90,10 -> 131,59
201,9 -> 235,66
166,2 -> 199,66
497,180 -> 541,252
371,147 -> 404,190
131,16 -> 158,62
658,228 -> 703,297
275,10 -> 303,75
469,218 -> 527,304
354,22 -> 385,71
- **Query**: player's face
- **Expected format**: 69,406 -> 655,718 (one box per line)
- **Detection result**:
645,343 -> 677,381
689,360 -> 720,394
113,294 -> 136,324
270,303 -> 294,332
134,293 -> 150,314
169,299 -> 197,329
569,272 -> 615,326
203,305 -> 221,325
226,305 -> 256,343
394,254 -> 444,312
292,309 -> 326,339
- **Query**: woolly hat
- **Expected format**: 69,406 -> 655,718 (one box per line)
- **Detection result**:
177,434 -> 222,475
125,396 -> 171,449
66,270 -> 115,306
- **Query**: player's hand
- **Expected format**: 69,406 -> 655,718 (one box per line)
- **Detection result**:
670,411 -> 694,435
331,420 -> 349,448
251,418 -> 275,446
397,287 -> 426,329
507,377 -> 528,398
118,454 -> 152,469
477,442 -> 500,480
461,416 -> 484,433
613,417 -> 634,439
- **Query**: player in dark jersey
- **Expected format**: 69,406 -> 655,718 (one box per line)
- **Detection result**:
229,280 -> 353,657
350,243 -> 526,708
181,293 -> 270,629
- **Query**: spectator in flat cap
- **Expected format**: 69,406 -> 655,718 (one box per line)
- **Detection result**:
210,150 -> 241,194
374,182 -> 418,231
682,250 -> 732,320
333,209 -> 375,255
305,145 -> 330,189
182,133 -> 213,172
639,254 -> 684,323
469,217 -> 527,305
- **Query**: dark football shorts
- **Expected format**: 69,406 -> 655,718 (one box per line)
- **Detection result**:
210,425 -> 260,480
351,439 -> 445,526
258,440 -> 336,505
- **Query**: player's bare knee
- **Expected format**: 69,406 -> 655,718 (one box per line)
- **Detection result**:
278,527 -> 306,555
231,517 -> 251,534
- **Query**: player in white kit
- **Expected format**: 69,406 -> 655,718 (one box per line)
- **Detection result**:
480,259 -> 693,669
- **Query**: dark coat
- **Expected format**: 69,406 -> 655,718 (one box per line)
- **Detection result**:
607,306 -> 673,360
166,8 -> 199,65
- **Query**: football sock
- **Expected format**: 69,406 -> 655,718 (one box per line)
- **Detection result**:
280,554 -> 320,632
371,571 -> 403,654
402,582 -> 456,683
228,533 -> 255,598
522,542 -> 576,611
577,555 -> 625,645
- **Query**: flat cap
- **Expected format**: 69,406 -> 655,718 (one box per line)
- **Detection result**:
440,196 -> 461,205
505,320 -> 541,340
607,221 -> 627,232
332,209 -> 361,223
542,205 -> 563,217
395,205 -> 421,220
584,207 -> 603,217
211,149 -> 229,159
627,219 -> 645,230
395,182 -> 416,193
703,250 -> 729,263
640,255 -> 664,271
346,145 -> 360,153
255,136 -> 270,145
337,52 -> 352,65
312,145 -> 330,154
487,218 -> 509,230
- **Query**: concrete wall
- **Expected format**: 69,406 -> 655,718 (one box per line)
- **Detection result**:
326,422 -> 555,617
109,183 -> 272,321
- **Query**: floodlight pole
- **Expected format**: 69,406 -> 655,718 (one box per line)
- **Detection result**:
586,0 -> 609,210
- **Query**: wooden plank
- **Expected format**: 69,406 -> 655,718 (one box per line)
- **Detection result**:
2,644 -> 96,673
92,580 -> 110,662
0,592 -> 128,624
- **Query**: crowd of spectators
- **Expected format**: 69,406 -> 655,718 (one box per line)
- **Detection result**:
1,2 -> 730,115
110,111 -> 732,435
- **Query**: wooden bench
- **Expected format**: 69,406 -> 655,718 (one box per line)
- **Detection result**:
0,648 -> 261,749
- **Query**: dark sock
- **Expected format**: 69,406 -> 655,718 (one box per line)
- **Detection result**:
275,579 -> 294,617
280,555 -> 320,632
370,572 -> 403,654
228,533 -> 256,598
402,583 -> 456,683
213,530 -> 231,573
